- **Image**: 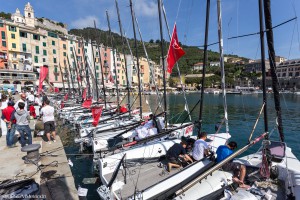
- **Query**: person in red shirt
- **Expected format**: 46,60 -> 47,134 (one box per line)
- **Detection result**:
1,101 -> 16,147
119,105 -> 128,113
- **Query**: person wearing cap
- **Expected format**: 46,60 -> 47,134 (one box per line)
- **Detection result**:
1,100 -> 16,147
166,141 -> 193,172
14,93 -> 27,111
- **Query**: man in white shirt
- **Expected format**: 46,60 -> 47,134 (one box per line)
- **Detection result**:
192,132 -> 209,161
27,91 -> 35,103
14,93 -> 27,111
40,99 -> 56,144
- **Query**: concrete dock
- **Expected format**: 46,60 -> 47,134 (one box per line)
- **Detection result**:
0,135 -> 79,200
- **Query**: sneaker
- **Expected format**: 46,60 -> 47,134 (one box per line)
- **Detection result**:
53,140 -> 56,143
48,141 -> 52,144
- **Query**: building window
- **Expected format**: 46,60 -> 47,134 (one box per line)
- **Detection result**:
55,75 -> 58,81
11,33 -> 15,39
9,26 -> 16,32
43,50 -> 47,56
85,49 -> 87,53
22,43 -> 26,52
70,41 -> 73,44
2,41 -> 6,47
63,44 -> 66,50
13,53 -> 17,58
96,66 -> 99,70
1,31 -> 5,39
48,32 -> 58,38
43,58 -> 46,62
0,23 -> 3,27
43,42 -> 46,47
12,43 -> 16,48
53,58 -> 57,63
70,47 -> 73,51
33,34 -> 40,40
96,52 -> 99,56
104,53 -> 107,57
54,67 -> 58,73
96,73 -> 99,78
20,32 -> 27,38
53,49 -> 56,54
63,52 -> 67,57
52,41 -> 55,46
36,46 -> 39,54
78,49 -> 80,54
34,56 -> 38,63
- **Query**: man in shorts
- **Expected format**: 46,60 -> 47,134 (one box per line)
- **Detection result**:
40,99 -> 56,144
216,141 -> 250,188
166,141 -> 193,172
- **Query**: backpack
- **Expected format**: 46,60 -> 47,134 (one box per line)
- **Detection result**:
0,179 -> 39,200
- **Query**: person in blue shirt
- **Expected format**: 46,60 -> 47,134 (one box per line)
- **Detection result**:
216,141 -> 249,189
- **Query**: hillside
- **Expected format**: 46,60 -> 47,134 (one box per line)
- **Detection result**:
69,27 -> 223,75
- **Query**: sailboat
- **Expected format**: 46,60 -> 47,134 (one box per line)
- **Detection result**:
173,0 -> 300,199
95,0 -> 231,199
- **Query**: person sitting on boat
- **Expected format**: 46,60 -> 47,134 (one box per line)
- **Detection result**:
216,141 -> 250,189
135,114 -> 158,140
192,132 -> 209,161
166,141 -> 193,172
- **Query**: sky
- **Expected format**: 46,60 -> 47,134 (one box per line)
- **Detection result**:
1,0 -> 300,60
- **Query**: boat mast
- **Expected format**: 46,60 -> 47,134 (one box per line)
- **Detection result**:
63,60 -> 71,95
91,26 -> 100,100
94,23 -> 107,109
158,0 -> 167,127
217,0 -> 229,133
129,0 -> 143,120
115,0 -> 131,116
106,11 -> 120,108
71,47 -> 82,97
258,0 -> 268,133
198,0 -> 210,132
58,63 -> 66,93
82,38 -> 92,98
66,55 -> 75,94
263,0 -> 283,141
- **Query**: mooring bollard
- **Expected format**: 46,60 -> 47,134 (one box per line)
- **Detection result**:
21,144 -> 41,164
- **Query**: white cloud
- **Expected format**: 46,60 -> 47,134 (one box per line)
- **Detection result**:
70,15 -> 100,29
134,0 -> 157,17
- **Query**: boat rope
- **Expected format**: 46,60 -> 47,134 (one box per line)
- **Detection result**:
260,146 -> 270,178
248,103 -> 265,142
208,118 -> 225,147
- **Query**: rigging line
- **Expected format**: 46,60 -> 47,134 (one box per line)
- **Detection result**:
175,0 -> 182,22
228,17 -> 297,40
183,0 -> 194,44
287,20 -> 297,60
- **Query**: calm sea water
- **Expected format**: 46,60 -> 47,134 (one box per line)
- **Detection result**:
64,93 -> 300,199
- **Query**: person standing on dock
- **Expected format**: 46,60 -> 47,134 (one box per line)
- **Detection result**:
9,102 -> 32,147
1,101 -> 16,148
40,99 -> 56,144
14,93 -> 27,111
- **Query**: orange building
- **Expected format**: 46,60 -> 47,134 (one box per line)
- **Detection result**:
0,21 -> 8,69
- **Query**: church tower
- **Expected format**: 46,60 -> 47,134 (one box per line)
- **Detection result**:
24,2 -> 35,27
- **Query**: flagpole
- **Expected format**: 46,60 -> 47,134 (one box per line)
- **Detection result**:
158,0 -> 167,128
129,0 -> 143,120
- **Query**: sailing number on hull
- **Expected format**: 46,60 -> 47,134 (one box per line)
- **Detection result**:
185,125 -> 193,135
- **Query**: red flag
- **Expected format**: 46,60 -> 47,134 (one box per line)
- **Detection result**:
82,88 -> 87,100
61,101 -> 65,109
64,93 -> 68,101
77,75 -> 81,82
54,87 -> 59,93
82,98 -> 92,108
38,65 -> 49,94
91,106 -> 103,126
166,24 -> 185,74
109,73 -> 114,83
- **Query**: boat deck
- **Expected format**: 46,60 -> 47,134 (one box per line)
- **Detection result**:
104,159 -> 179,199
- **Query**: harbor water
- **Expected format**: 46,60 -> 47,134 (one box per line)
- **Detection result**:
62,92 -> 300,199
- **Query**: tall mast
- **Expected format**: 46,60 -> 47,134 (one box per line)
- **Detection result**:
217,0 -> 229,133
106,11 -> 120,108
115,0 -> 131,116
58,63 -> 66,93
94,22 -> 107,109
129,0 -> 142,119
71,47 -> 82,97
63,60 -> 71,95
263,0 -> 283,141
66,55 -> 75,94
258,0 -> 268,133
157,0 -> 167,127
82,38 -> 92,98
198,0 -> 211,133
91,27 -> 99,100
